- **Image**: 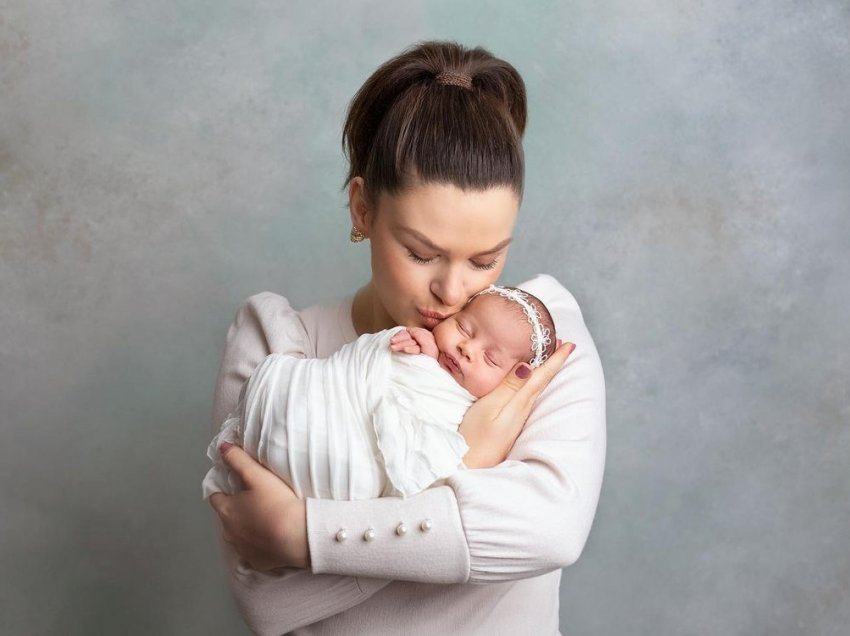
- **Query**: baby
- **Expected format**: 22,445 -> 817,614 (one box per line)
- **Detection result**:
389,287 -> 554,398
202,285 -> 556,502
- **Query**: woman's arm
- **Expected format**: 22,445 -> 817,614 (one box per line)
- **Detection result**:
215,276 -> 604,588
209,293 -> 391,633
446,325 -> 605,581
306,275 -> 606,583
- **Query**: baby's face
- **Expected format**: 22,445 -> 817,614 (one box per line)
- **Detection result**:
432,295 -> 532,398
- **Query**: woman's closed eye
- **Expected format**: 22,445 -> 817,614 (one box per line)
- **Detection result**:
406,247 -> 499,271
406,249 -> 436,264
471,258 -> 499,271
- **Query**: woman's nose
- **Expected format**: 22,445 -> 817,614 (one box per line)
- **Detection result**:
431,268 -> 466,308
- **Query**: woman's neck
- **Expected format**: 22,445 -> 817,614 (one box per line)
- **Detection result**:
351,283 -> 396,335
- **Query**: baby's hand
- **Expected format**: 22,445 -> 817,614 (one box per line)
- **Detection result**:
389,327 -> 439,359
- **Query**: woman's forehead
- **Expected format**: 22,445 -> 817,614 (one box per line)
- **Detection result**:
380,183 -> 518,251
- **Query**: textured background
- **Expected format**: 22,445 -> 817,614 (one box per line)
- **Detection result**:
2,1 -> 848,634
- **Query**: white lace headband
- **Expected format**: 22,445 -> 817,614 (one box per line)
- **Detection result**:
469,285 -> 553,368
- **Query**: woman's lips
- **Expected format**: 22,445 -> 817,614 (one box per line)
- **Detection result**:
418,308 -> 448,328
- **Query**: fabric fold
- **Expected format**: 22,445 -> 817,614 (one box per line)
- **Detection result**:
371,350 -> 473,497
203,326 -> 474,502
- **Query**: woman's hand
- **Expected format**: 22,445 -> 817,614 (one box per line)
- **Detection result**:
209,444 -> 310,571
459,341 -> 576,469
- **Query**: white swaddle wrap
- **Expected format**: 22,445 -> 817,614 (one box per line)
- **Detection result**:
202,327 -> 474,500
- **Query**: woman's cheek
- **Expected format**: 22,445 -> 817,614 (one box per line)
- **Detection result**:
378,247 -> 410,288
391,260 -> 422,296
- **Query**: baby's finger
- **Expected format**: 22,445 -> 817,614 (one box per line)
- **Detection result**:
389,329 -> 411,343
403,345 -> 421,354
389,336 -> 415,350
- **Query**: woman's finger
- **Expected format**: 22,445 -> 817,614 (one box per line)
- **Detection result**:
478,361 -> 535,409
218,445 -> 273,489
208,491 -> 228,516
517,342 -> 576,402
464,342 -> 577,418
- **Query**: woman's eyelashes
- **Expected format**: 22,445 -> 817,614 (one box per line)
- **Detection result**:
405,248 -> 499,271
471,258 -> 499,271
406,249 -> 435,264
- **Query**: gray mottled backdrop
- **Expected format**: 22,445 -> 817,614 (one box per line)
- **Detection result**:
2,1 -> 848,634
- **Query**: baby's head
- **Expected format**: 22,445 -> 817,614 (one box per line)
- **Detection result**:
432,286 -> 557,397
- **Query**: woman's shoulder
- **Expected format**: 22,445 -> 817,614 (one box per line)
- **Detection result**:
228,291 -> 313,357
232,291 -> 357,359
517,274 -> 584,320
236,291 -> 299,322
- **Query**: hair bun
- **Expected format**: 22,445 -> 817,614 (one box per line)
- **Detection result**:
342,40 -> 527,201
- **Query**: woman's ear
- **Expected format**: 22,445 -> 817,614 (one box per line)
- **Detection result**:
348,176 -> 372,235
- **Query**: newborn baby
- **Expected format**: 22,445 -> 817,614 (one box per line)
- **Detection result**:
202,285 -> 556,501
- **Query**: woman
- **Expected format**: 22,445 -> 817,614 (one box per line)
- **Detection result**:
209,41 -> 606,635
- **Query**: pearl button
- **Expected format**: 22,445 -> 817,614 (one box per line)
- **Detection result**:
420,518 -> 433,532
395,522 -> 408,536
335,529 -> 348,542
363,527 -> 376,542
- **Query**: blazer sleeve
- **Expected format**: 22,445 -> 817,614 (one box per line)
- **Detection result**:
210,292 -> 391,635
307,274 -> 607,584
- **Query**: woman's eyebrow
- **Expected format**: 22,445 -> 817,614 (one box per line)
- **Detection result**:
472,238 -> 513,257
398,226 -> 512,257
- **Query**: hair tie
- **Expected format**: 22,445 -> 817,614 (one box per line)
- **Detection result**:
434,70 -> 473,90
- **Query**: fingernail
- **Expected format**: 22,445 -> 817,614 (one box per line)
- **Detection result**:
515,364 -> 531,379
219,442 -> 233,454
565,343 -> 576,355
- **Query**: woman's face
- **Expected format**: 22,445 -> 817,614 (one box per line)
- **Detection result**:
350,177 -> 519,330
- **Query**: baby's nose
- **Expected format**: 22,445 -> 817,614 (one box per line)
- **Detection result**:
457,340 -> 473,360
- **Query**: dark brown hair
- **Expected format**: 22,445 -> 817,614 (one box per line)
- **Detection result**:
341,40 -> 527,206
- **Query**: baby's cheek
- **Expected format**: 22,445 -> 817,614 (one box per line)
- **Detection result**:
470,368 -> 504,398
